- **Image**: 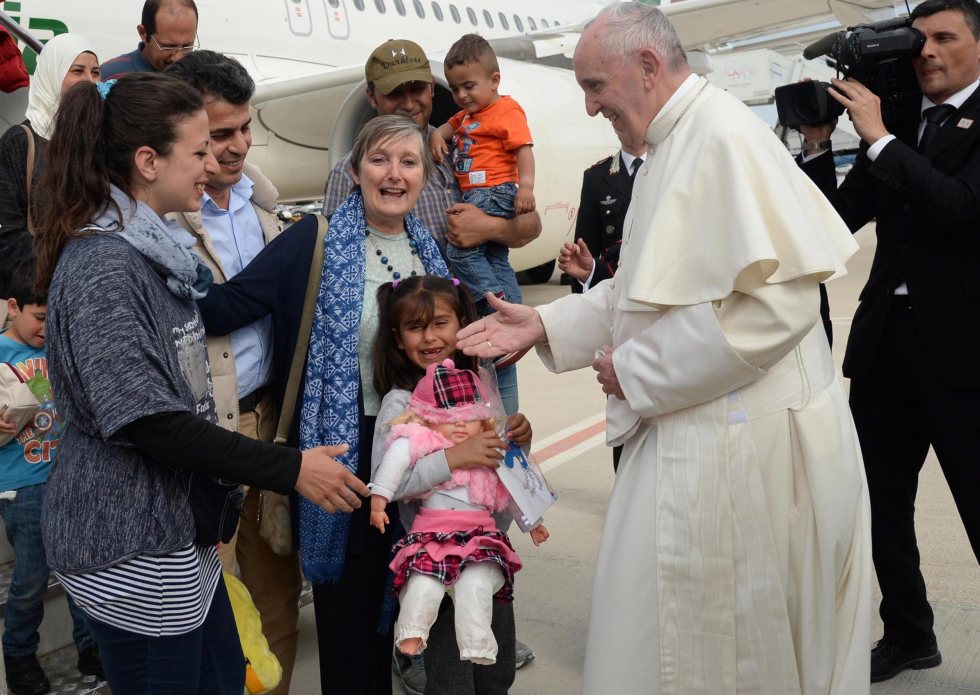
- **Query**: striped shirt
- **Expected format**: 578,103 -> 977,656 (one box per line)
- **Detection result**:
322,125 -> 460,251
56,544 -> 222,637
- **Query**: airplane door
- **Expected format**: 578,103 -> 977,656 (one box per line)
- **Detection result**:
285,0 -> 313,36
322,0 -> 350,39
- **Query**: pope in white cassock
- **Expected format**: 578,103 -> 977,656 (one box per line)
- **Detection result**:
457,3 -> 873,694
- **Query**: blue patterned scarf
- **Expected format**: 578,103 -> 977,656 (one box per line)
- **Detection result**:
298,190 -> 450,583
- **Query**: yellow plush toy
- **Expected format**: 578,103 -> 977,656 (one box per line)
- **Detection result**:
224,572 -> 282,694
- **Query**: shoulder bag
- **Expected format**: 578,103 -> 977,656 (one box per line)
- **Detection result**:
20,124 -> 35,237
256,213 -> 328,556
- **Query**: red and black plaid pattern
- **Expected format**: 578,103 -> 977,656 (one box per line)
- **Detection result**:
391,526 -> 518,602
432,364 -> 484,409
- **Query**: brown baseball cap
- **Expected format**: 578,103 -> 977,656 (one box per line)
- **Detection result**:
365,39 -> 432,95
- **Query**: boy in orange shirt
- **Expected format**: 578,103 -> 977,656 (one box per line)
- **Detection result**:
430,34 -> 534,314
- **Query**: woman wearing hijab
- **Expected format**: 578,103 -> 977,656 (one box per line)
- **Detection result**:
0,33 -> 100,308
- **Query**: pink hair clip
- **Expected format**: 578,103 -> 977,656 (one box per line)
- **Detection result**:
451,278 -> 461,287
392,279 -> 401,289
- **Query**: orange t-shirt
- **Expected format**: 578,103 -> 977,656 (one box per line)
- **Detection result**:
447,95 -> 533,192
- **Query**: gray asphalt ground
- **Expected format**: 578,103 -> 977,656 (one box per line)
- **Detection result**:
290,223 -> 980,693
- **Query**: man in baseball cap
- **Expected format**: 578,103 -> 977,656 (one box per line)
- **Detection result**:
324,37 -> 540,255
364,39 -> 433,99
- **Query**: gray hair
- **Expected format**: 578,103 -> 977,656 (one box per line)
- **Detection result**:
588,2 -> 687,72
350,115 -> 433,184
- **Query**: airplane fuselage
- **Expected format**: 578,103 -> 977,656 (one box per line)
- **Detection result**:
2,0 -> 622,272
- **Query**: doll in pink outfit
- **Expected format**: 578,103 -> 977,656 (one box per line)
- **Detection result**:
369,359 -> 548,665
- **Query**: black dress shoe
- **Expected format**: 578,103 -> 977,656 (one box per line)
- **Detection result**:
77,643 -> 105,679
4,653 -> 51,695
871,638 -> 942,683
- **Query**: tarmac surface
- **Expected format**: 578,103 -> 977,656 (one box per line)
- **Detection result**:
290,223 -> 980,693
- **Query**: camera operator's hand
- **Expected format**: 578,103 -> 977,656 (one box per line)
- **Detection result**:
794,78 -> 838,149
828,77 -> 889,145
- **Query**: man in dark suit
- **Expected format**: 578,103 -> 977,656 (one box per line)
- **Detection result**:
559,144 -> 645,472
561,145 -> 646,295
799,0 -> 980,683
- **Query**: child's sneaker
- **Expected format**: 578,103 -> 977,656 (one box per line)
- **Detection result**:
393,651 -> 425,695
515,638 -> 535,669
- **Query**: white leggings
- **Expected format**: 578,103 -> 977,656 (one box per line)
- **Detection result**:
395,562 -> 505,665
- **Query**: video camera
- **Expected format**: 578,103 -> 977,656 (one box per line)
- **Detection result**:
775,17 -> 924,129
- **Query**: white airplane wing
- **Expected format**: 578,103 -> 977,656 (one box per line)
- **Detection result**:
484,0 -> 903,72
484,0 -> 902,60
249,63 -> 364,151
661,0 -> 900,49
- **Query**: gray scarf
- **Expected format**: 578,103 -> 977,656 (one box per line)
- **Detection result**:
92,185 -> 213,299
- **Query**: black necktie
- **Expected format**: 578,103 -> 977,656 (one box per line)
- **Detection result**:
918,104 -> 956,152
629,158 -> 642,177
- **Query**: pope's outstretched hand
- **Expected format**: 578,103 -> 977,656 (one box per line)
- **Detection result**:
456,292 -> 546,358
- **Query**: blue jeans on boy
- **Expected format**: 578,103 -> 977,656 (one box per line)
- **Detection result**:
449,183 -> 522,310
497,363 -> 518,417
0,483 -> 93,657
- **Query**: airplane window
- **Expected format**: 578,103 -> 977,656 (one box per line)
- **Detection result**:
513,15 -> 523,32
466,7 -> 477,26
432,2 -> 443,21
327,0 -> 339,6
498,12 -> 508,30
413,0 -> 424,17
353,0 -> 364,9
554,20 -> 560,26
527,17 -> 537,30
449,4 -> 461,23
542,19 -> 550,28
394,0 -> 405,15
374,0 -> 385,13
483,9 -> 493,27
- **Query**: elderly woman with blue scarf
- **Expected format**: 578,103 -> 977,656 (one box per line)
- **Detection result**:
199,115 -> 501,694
